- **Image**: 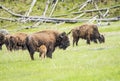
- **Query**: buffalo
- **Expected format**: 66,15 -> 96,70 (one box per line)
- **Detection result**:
0,34 -> 14,51
0,33 -> 5,50
25,30 -> 70,60
68,24 -> 105,46
0,32 -> 28,51
0,29 -> 9,50
9,33 -> 28,51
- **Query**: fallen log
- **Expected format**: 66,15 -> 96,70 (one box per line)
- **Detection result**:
0,5 -> 23,17
0,4 -> 119,23
0,17 -> 119,23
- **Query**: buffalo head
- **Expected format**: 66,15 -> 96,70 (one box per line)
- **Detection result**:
98,34 -> 105,43
57,32 -> 70,50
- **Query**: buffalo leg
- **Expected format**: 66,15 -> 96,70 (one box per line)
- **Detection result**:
73,38 -> 76,47
0,45 -> 2,50
93,39 -> 98,43
76,37 -> 79,46
46,47 -> 54,58
26,42 -> 35,60
87,39 -> 90,44
73,37 -> 79,46
86,35 -> 90,44
28,48 -> 35,60
46,50 -> 52,58
46,45 -> 55,58
30,53 -> 34,60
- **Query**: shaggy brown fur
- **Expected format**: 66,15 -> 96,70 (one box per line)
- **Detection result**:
9,33 -> 28,51
37,45 -> 47,59
4,34 -> 12,51
0,33 -> 13,50
0,29 -> 9,50
26,30 -> 70,60
68,24 -> 105,46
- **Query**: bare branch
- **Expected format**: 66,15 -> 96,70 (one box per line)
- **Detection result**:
0,17 -> 17,21
54,5 -> 120,17
94,2 -> 104,18
49,0 -> 58,17
0,5 -> 23,17
78,0 -> 90,11
43,0 -> 50,17
73,13 -> 85,19
25,0 -> 37,16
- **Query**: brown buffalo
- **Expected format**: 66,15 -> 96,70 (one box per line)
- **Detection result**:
68,24 -> 105,46
0,32 -> 28,51
9,33 -> 28,51
0,33 -> 13,50
0,29 -> 9,50
25,30 -> 70,60
0,33 -> 5,50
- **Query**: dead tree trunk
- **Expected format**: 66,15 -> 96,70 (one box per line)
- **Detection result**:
49,0 -> 58,17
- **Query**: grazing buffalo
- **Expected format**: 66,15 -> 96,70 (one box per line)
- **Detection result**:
0,33 -> 5,50
0,29 -> 9,50
9,33 -> 28,51
68,24 -> 105,46
25,30 -> 70,60
0,34 -> 14,50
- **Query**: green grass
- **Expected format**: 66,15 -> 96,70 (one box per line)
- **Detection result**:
0,1 -> 120,80
99,22 -> 120,32
0,22 -> 120,81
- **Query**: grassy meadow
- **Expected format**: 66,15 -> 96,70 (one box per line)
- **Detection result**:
0,22 -> 120,81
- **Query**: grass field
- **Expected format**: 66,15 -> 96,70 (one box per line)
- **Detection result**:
0,22 -> 120,81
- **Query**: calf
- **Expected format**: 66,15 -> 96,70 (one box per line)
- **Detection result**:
37,45 -> 47,59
